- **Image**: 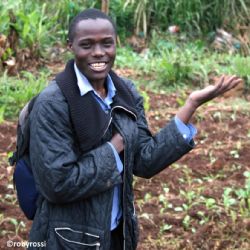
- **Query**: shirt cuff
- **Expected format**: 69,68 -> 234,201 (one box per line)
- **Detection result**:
107,142 -> 123,173
174,116 -> 197,142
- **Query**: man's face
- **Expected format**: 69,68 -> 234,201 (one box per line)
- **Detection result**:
69,18 -> 116,85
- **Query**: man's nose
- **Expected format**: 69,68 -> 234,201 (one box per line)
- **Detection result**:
92,44 -> 104,57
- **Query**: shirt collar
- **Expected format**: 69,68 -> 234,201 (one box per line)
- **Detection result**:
74,63 -> 116,100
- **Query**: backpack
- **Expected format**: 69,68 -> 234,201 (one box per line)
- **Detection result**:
9,96 -> 39,220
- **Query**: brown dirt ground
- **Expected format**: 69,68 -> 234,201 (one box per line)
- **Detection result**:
135,91 -> 250,250
0,90 -> 250,250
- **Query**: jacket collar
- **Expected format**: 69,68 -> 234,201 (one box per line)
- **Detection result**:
55,59 -> 136,152
74,62 -> 116,101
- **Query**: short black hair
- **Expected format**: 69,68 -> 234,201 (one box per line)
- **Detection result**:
68,8 -> 116,42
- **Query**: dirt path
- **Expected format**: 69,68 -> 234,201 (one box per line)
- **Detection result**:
0,91 -> 249,249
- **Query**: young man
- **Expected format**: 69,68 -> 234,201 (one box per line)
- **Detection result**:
28,9 -> 241,250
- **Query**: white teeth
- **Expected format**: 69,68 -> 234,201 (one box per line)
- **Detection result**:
90,62 -> 106,69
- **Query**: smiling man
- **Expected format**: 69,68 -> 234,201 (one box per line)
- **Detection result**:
27,8 -> 241,250
68,14 -> 116,98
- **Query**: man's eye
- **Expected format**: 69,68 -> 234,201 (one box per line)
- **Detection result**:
80,43 -> 91,49
103,40 -> 114,47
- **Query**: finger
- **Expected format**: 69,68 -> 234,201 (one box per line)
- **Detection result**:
217,75 -> 241,93
216,78 -> 242,96
224,78 -> 242,91
214,75 -> 227,93
212,75 -> 227,96
218,74 -> 238,87
224,75 -> 238,85
223,76 -> 241,89
216,75 -> 225,87
219,75 -> 234,91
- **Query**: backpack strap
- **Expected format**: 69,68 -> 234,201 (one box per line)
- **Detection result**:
9,95 -> 39,166
8,151 -> 16,166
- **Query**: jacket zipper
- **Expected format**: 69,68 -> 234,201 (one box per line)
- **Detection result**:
112,120 -> 126,250
110,117 -> 127,250
102,105 -> 137,139
107,105 -> 137,250
102,116 -> 113,138
110,106 -> 137,120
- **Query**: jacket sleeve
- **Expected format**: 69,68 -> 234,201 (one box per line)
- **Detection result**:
126,80 -> 194,178
29,99 -> 122,204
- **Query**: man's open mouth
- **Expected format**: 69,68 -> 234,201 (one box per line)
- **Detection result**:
89,62 -> 108,71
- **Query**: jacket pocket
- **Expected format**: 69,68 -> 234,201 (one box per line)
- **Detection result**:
48,221 -> 103,250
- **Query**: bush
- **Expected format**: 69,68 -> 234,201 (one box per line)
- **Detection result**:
124,0 -> 250,37
0,71 -> 49,119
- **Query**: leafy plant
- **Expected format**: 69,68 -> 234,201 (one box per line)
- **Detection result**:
0,71 -> 49,119
182,214 -> 191,230
156,51 -> 191,87
0,3 -> 11,35
204,197 -> 217,209
160,223 -> 172,232
235,171 -> 250,216
159,185 -> 172,213
230,56 -> 250,88
12,2 -> 53,57
223,187 -> 237,211
0,105 -> 5,124
124,0 -> 250,37
144,192 -> 152,202
180,190 -> 196,205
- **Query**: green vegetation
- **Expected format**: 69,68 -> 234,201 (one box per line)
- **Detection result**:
1,0 -> 249,61
0,1 -> 249,249
0,37 -> 249,120
124,0 -> 250,37
115,38 -> 250,90
0,71 -> 49,120
135,164 -> 250,248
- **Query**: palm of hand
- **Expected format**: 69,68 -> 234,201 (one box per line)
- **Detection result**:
188,75 -> 242,108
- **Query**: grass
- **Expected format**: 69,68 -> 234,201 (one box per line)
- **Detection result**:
115,40 -> 250,92
0,71 -> 49,120
124,0 -> 250,38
